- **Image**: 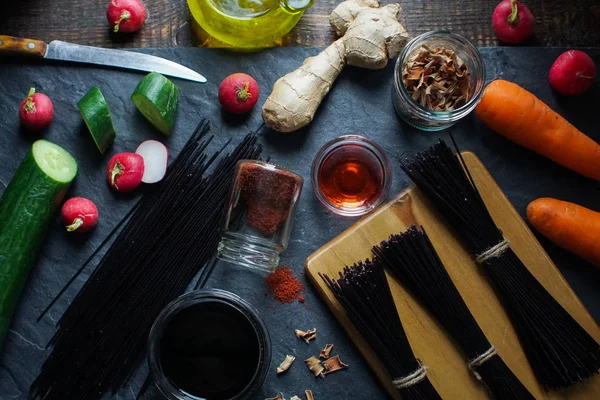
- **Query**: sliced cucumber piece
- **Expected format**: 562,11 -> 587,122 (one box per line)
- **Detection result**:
78,86 -> 116,154
131,72 -> 179,135
33,140 -> 78,183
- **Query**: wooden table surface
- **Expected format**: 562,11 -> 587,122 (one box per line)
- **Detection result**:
1,0 -> 599,48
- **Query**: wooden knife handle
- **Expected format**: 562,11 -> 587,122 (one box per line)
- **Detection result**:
0,35 -> 48,57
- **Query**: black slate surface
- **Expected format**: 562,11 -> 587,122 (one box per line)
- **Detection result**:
0,47 -> 599,400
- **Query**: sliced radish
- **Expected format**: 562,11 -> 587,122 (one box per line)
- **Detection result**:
136,140 -> 168,183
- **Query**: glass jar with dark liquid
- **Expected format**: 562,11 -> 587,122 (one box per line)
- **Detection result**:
148,290 -> 271,400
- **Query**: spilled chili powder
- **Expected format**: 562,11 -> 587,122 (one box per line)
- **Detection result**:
239,164 -> 301,236
265,266 -> 303,303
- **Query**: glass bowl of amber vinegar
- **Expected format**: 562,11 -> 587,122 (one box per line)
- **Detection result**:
311,135 -> 392,216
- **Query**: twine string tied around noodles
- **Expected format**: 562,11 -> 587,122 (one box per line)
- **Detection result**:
475,237 -> 510,264
468,345 -> 498,380
392,358 -> 429,389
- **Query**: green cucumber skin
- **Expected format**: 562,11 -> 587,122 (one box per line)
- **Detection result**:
0,151 -> 72,348
78,86 -> 116,154
132,72 -> 179,135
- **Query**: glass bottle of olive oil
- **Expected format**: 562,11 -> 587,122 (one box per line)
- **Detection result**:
187,0 -> 314,48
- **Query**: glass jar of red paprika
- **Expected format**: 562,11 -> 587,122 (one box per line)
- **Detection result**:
218,160 -> 303,274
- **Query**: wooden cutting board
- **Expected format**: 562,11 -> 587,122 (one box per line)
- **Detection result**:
305,152 -> 600,400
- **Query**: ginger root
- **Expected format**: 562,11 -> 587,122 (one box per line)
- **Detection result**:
262,0 -> 409,133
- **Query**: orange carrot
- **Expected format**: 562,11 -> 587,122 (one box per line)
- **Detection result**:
527,198 -> 600,268
476,80 -> 600,181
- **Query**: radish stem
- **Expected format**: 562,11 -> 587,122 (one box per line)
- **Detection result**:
507,0 -> 518,25
114,11 -> 131,33
66,218 -> 84,232
110,161 -> 125,189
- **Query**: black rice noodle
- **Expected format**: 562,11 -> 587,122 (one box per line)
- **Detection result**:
32,120 -> 263,399
321,260 -> 442,400
398,139 -> 600,390
374,225 -> 535,399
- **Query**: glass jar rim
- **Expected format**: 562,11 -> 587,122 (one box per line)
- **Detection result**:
147,289 -> 271,400
311,135 -> 392,217
394,30 -> 486,120
237,159 -> 304,182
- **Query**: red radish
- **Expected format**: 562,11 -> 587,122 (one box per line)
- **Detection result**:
106,0 -> 147,33
492,0 -> 534,44
135,140 -> 169,183
549,50 -> 596,96
107,152 -> 145,192
19,88 -> 54,131
218,73 -> 260,114
61,197 -> 99,233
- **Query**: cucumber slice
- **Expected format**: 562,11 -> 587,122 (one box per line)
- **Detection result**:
131,72 -> 179,135
78,86 -> 116,154
33,140 -> 78,183
0,140 -> 77,347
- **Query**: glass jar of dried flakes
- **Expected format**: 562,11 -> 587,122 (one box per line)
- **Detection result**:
392,31 -> 486,131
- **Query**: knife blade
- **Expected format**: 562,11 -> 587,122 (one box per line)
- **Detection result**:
0,35 -> 206,83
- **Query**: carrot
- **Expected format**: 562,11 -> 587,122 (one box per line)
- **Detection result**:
475,80 -> 600,181
527,198 -> 600,268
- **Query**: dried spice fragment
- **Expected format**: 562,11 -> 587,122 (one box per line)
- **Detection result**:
265,394 -> 286,400
402,45 -> 471,111
277,354 -> 296,374
319,344 -> 334,359
305,355 -> 325,378
305,390 -> 315,400
323,355 -> 349,375
295,328 -> 317,344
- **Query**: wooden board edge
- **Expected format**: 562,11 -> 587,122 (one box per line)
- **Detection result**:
305,185 -> 414,271
304,258 -> 402,399
463,153 -> 600,334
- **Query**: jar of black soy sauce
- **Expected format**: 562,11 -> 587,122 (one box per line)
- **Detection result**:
148,289 -> 271,400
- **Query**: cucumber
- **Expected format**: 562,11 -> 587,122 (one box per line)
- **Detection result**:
0,140 -> 77,347
131,72 -> 179,135
78,86 -> 116,154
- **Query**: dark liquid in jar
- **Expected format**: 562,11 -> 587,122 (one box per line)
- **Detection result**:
159,301 -> 260,399
318,144 -> 384,208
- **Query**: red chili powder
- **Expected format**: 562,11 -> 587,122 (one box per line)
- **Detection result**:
239,164 -> 301,236
265,266 -> 303,303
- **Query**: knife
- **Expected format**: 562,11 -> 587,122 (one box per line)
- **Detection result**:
0,35 -> 206,83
